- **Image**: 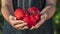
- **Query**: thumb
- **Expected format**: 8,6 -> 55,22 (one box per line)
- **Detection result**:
9,15 -> 16,20
41,13 -> 47,20
13,16 -> 16,20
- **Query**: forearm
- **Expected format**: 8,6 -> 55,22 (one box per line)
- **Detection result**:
1,0 -> 14,22
1,5 -> 14,22
41,0 -> 56,20
1,6 -> 10,21
41,5 -> 56,20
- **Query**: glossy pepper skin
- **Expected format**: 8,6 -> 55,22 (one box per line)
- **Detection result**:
14,7 -> 41,28
28,7 -> 41,21
14,8 -> 25,20
28,7 -> 40,14
23,12 -> 32,28
23,12 -> 37,28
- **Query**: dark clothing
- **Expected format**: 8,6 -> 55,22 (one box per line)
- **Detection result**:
12,0 -> 46,11
2,0 -> 54,34
2,19 -> 54,34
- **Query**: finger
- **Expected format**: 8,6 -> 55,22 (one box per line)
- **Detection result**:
44,13 -> 47,19
18,26 -> 28,30
22,26 -> 28,30
13,16 -> 16,20
9,15 -> 24,23
13,20 -> 25,25
13,20 -> 24,23
30,26 -> 35,30
41,15 -> 45,19
34,25 -> 39,29
41,13 -> 47,20
9,15 -> 16,20
15,23 -> 27,28
16,27 -> 23,30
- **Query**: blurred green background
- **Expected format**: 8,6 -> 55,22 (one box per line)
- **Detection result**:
0,0 -> 60,34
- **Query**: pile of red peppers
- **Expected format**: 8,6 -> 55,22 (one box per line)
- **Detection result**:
14,7 -> 41,28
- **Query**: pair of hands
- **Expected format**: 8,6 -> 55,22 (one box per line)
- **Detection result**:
9,13 -> 47,30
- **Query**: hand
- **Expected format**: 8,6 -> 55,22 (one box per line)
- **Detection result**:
9,15 -> 28,30
30,13 -> 47,30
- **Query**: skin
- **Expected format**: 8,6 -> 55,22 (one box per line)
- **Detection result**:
1,0 -> 56,30
30,0 -> 56,30
1,0 -> 28,30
